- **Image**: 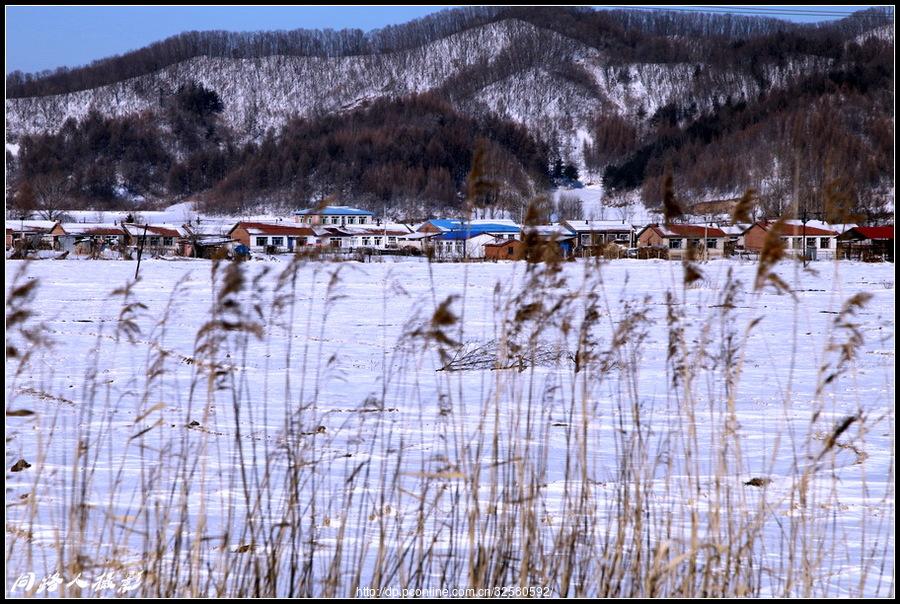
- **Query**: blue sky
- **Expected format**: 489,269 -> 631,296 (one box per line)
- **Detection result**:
5,5 -> 883,75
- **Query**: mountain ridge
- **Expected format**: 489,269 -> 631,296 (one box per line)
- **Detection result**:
6,7 -> 894,218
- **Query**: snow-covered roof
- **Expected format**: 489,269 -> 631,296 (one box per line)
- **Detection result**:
183,221 -> 235,236
372,222 -> 414,233
338,225 -> 411,237
232,222 -> 317,237
400,232 -> 438,241
294,206 -> 374,217
122,223 -> 186,238
640,224 -> 728,238
5,220 -> 58,232
720,224 -> 750,236
826,223 -> 859,235
522,225 -> 577,239
751,221 -> 837,237
563,220 -> 634,233
56,223 -> 126,236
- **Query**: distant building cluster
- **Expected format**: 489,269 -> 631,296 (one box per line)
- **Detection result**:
5,205 -> 895,263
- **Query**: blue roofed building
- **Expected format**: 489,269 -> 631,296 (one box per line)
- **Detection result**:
417,219 -> 522,259
417,219 -> 520,236
294,205 -> 375,226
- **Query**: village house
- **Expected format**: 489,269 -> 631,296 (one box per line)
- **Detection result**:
397,231 -> 439,253
416,219 -> 521,260
837,225 -> 894,262
122,223 -> 185,256
180,222 -> 239,258
720,223 -> 751,254
229,222 -> 318,254
5,220 -> 58,251
562,220 -> 635,256
417,219 -> 520,237
742,221 -> 838,260
484,239 -> 525,261
432,231 -> 501,260
521,225 -> 577,259
50,223 -> 129,255
293,205 -> 375,226
636,223 -> 728,260
334,223 -> 414,250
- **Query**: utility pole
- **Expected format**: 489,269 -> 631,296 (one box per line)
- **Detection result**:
134,224 -> 148,280
799,207 -> 823,267
801,207 -> 809,268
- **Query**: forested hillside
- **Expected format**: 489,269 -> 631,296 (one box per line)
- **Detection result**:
6,6 -> 894,218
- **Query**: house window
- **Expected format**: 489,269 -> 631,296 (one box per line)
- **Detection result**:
706,238 -> 717,249
360,216 -> 368,224
348,216 -> 355,224
256,237 -> 268,247
163,237 -> 174,246
820,237 -> 829,249
373,237 -> 382,246
330,237 -> 341,247
690,239 -> 701,248
361,236 -> 371,246
271,237 -> 284,247
331,217 -> 339,225
149,236 -> 160,246
388,236 -> 396,244
794,238 -> 802,249
581,234 -> 591,246
669,238 -> 682,249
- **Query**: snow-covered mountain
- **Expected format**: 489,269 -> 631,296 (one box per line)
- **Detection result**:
1,15 -> 851,152
5,7 -> 894,216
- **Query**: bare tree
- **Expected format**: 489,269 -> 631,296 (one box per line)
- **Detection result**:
31,172 -> 70,221
9,181 -> 37,220
616,203 -> 635,225
556,192 -> 584,221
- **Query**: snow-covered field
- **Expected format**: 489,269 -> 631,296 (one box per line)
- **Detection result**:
5,256 -> 894,597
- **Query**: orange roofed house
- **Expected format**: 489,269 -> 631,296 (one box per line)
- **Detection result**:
636,224 -> 727,260
742,221 -> 838,261
229,222 -> 318,254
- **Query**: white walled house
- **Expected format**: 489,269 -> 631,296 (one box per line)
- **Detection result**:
635,223 -> 728,260
293,206 -> 375,226
229,222 -> 318,254
742,221 -> 839,260
122,223 -> 186,255
432,232 -> 501,260
562,220 -> 635,254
